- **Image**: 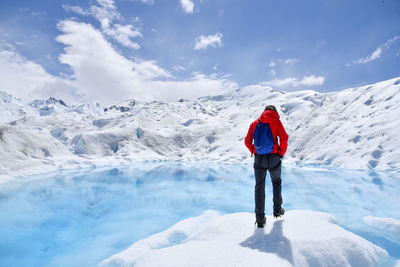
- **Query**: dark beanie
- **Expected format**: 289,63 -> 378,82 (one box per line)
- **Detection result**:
264,105 -> 277,113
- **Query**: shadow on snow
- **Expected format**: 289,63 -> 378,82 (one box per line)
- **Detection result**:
240,219 -> 294,265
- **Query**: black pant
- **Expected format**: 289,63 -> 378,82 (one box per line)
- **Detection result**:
254,153 -> 282,221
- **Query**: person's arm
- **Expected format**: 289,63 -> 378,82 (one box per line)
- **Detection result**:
277,120 -> 289,157
245,121 -> 256,154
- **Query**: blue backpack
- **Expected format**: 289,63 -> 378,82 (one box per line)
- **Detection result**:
253,120 -> 275,155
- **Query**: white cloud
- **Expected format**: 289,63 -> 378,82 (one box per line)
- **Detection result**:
62,5 -> 89,16
103,24 -> 142,49
268,61 -> 276,68
383,35 -> 400,49
284,58 -> 298,65
348,35 -> 400,66
173,65 -> 185,72
264,77 -> 297,87
0,49 -> 77,102
0,42 -> 16,51
262,75 -> 325,88
90,0 -> 120,28
356,47 -> 382,64
55,20 -> 236,104
180,0 -> 194,14
299,75 -> 325,86
194,33 -> 223,50
63,0 -> 141,49
269,69 -> 276,76
130,0 -> 154,4
150,73 -> 237,102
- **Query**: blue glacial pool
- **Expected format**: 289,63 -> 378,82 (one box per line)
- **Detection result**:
0,163 -> 399,266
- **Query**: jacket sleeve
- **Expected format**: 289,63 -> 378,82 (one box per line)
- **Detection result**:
244,121 -> 257,154
277,120 -> 289,157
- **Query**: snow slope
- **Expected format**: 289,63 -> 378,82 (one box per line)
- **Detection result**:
101,210 -> 388,267
1,76 -> 400,180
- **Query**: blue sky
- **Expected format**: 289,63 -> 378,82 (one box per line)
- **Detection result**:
0,0 -> 399,104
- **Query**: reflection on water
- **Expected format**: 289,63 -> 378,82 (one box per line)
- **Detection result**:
0,163 -> 399,266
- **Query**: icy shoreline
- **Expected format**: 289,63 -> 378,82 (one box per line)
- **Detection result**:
2,158 -> 397,185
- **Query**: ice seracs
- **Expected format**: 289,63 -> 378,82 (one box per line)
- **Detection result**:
1,76 -> 400,181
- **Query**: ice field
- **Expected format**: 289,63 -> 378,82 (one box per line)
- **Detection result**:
0,163 -> 399,266
2,77 -> 400,181
1,1 -> 399,266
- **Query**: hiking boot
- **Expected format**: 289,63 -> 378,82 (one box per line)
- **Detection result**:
255,217 -> 266,228
274,207 -> 285,218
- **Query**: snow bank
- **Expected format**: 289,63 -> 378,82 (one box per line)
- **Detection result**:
363,215 -> 400,246
363,216 -> 400,233
101,210 -> 387,267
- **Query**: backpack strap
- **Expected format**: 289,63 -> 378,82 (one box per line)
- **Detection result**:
275,135 -> 280,156
251,119 -> 262,157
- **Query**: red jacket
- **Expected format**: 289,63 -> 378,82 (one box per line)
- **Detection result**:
245,110 -> 289,156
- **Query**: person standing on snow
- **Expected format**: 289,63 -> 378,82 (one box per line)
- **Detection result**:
245,105 -> 289,228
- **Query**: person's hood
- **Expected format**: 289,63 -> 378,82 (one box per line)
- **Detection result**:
258,110 -> 280,123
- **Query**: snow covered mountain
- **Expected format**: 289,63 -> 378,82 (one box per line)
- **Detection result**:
1,76 -> 400,180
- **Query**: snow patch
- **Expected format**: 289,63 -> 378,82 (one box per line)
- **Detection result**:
363,216 -> 400,233
102,210 -> 387,267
